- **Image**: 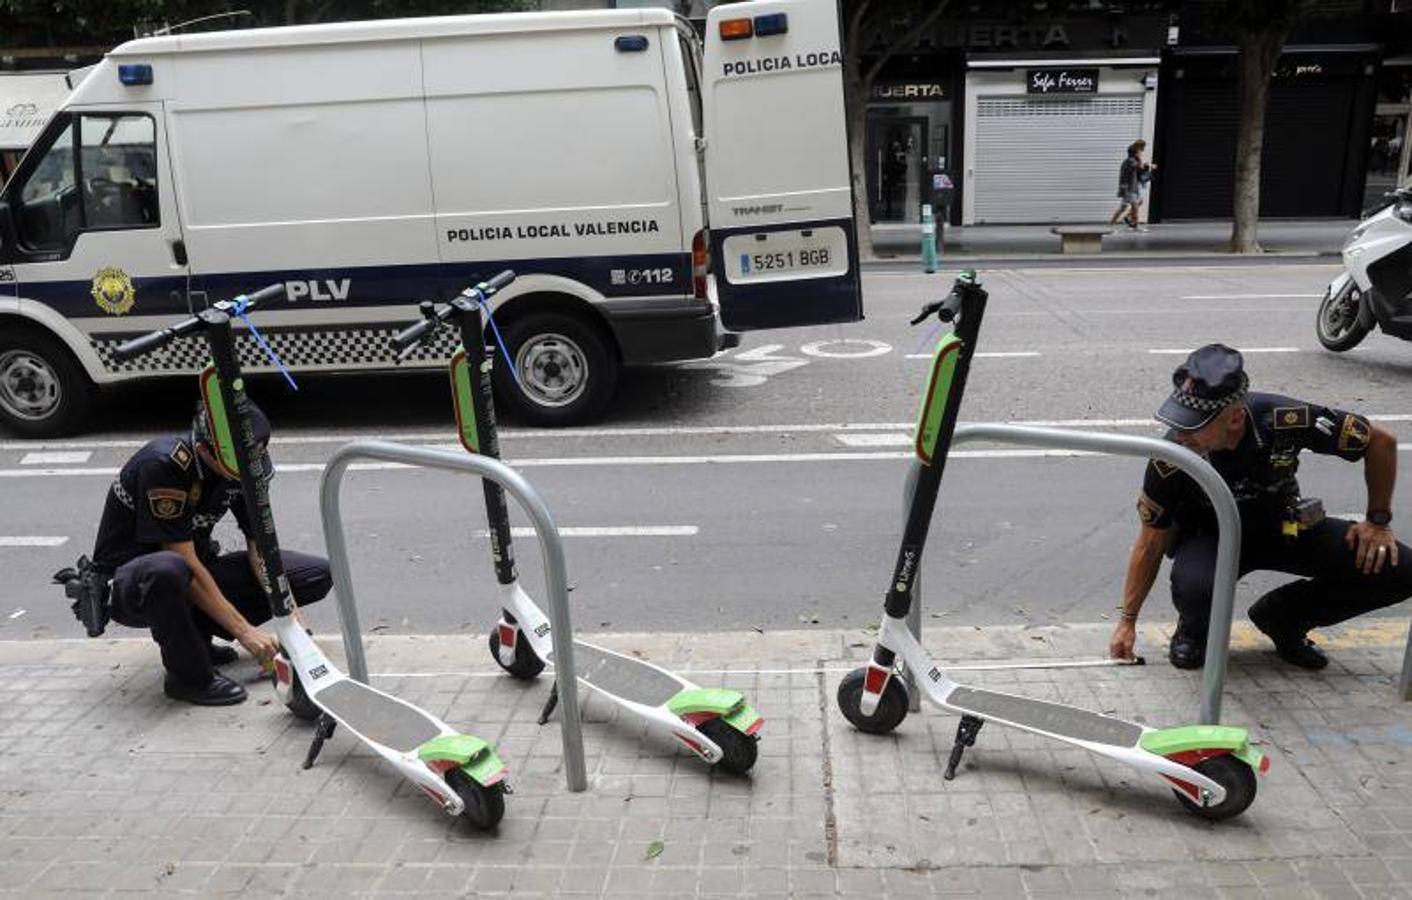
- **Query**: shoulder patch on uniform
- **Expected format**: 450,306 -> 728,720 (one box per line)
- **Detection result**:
169,441 -> 192,471
1338,414 -> 1371,453
1151,459 -> 1178,479
147,488 -> 188,521
1136,492 -> 1166,526
1272,406 -> 1310,430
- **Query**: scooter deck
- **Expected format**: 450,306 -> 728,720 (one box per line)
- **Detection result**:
316,679 -> 443,752
946,686 -> 1142,748
564,641 -> 684,706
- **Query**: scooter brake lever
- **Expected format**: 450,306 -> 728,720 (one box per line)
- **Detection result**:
910,302 -> 941,326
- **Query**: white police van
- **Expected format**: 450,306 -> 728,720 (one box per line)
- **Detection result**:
0,0 -> 861,436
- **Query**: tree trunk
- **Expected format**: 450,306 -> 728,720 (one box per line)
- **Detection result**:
844,70 -> 875,260
1229,29 -> 1285,253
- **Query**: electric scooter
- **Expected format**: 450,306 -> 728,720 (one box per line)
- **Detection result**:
113,286 -> 509,829
1317,186 -> 1412,351
837,271 -> 1268,821
391,271 -> 762,774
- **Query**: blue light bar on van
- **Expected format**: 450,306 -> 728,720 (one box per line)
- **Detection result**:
118,64 -> 153,86
753,13 -> 788,37
615,35 -> 649,52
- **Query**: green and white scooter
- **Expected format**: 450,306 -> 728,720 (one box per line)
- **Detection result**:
113,286 -> 509,829
392,271 -> 762,774
837,271 -> 1269,820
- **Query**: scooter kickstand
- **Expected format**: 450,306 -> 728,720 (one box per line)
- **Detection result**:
944,715 -> 984,781
303,713 -> 338,770
537,680 -> 559,726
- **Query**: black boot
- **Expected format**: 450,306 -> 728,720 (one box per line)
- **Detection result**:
1168,626 -> 1206,670
1249,601 -> 1328,670
164,671 -> 248,705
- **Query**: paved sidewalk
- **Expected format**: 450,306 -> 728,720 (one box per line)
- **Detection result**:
868,220 -> 1352,262
2,618 -> 1411,899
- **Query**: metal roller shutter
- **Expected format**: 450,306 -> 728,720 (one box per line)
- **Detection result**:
972,96 -> 1145,224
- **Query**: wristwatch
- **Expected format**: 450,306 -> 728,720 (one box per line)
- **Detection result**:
1367,509 -> 1394,527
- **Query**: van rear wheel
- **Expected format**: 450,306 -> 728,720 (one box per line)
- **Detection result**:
494,312 -> 617,426
0,329 -> 93,438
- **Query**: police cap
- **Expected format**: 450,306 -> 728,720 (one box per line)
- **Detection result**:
1155,343 -> 1249,431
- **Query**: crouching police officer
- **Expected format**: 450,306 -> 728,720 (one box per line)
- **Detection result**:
91,402 -> 331,705
1109,344 -> 1412,670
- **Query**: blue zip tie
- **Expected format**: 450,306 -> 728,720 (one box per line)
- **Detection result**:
234,295 -> 299,391
470,291 -> 522,390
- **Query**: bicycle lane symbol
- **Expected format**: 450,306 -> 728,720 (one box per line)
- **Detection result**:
679,344 -> 809,388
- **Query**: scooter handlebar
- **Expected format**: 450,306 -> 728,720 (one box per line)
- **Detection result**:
237,283 -> 287,307
112,327 -> 180,362
481,269 -> 515,294
390,316 -> 436,353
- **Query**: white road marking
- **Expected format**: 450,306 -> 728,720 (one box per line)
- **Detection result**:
799,339 -> 892,359
476,526 -> 699,538
7,610 -> 24,620
1180,293 -> 1319,300
20,451 -> 92,465
906,351 -> 1042,359
1148,347 -> 1301,355
0,536 -> 69,547
4,415 -> 1410,454
835,433 -> 911,447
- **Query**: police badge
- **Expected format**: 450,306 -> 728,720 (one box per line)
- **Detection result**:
91,267 -> 136,316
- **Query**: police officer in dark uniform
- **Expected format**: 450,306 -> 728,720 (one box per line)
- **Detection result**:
92,401 -> 331,705
1109,344 -> 1411,670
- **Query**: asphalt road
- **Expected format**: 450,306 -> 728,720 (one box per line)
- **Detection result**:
3,259 -> 1409,642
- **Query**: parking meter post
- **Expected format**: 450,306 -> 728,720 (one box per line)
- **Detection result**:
921,203 -> 938,274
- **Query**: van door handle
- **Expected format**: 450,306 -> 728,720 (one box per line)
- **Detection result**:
170,240 -> 188,266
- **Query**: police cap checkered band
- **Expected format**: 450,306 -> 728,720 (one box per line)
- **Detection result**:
1168,370 -> 1249,413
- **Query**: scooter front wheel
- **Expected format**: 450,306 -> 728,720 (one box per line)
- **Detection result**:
837,667 -> 909,734
698,717 -> 758,775
1172,754 -> 1257,821
272,650 -> 321,721
447,767 -> 505,830
1316,284 -> 1371,352
488,628 -> 547,679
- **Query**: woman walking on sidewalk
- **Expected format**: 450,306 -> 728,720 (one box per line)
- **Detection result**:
1110,140 -> 1155,232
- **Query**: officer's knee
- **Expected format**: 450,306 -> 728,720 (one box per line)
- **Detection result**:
292,556 -> 333,605
1169,566 -> 1215,611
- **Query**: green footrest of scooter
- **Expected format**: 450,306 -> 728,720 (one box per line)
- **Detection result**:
1140,724 -> 1267,773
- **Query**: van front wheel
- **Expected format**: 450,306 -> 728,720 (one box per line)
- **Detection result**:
495,312 -> 618,426
0,329 -> 93,438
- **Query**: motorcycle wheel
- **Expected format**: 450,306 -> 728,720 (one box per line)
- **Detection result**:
1316,283 -> 1372,352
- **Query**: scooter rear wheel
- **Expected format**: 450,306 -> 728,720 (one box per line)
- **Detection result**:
837,667 -> 910,734
698,717 -> 758,775
447,767 -> 505,830
488,628 -> 547,679
1172,753 -> 1257,821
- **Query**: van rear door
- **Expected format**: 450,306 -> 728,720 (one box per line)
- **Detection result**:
702,0 -> 861,332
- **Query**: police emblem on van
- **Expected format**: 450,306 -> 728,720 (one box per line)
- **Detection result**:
91,267 -> 136,315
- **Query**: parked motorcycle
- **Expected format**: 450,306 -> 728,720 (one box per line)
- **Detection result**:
1316,188 -> 1412,351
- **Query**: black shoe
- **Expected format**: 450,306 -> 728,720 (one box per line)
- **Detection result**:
207,642 -> 239,666
1248,605 -> 1328,670
1168,632 -> 1206,669
164,671 -> 248,706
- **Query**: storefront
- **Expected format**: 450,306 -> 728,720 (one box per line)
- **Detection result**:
1151,46 -> 1379,220
865,78 -> 959,226
962,58 -> 1159,224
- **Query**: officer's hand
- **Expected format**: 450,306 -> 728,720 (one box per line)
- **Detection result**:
238,627 -> 280,666
1346,521 -> 1399,574
1109,620 -> 1138,661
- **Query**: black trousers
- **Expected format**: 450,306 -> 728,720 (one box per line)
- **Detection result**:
110,550 -> 332,686
1170,517 -> 1412,640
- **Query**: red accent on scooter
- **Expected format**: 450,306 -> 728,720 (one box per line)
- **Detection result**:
745,718 -> 764,736
498,623 -> 516,649
863,665 -> 889,695
274,657 -> 292,684
1161,773 -> 1202,801
674,734 -> 706,756
1165,748 -> 1231,767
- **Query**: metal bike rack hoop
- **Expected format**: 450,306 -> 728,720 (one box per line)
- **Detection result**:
902,423 -> 1242,725
318,439 -> 587,793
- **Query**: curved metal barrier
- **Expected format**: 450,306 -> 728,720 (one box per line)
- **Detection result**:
319,439 -> 587,793
902,423 -> 1242,724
